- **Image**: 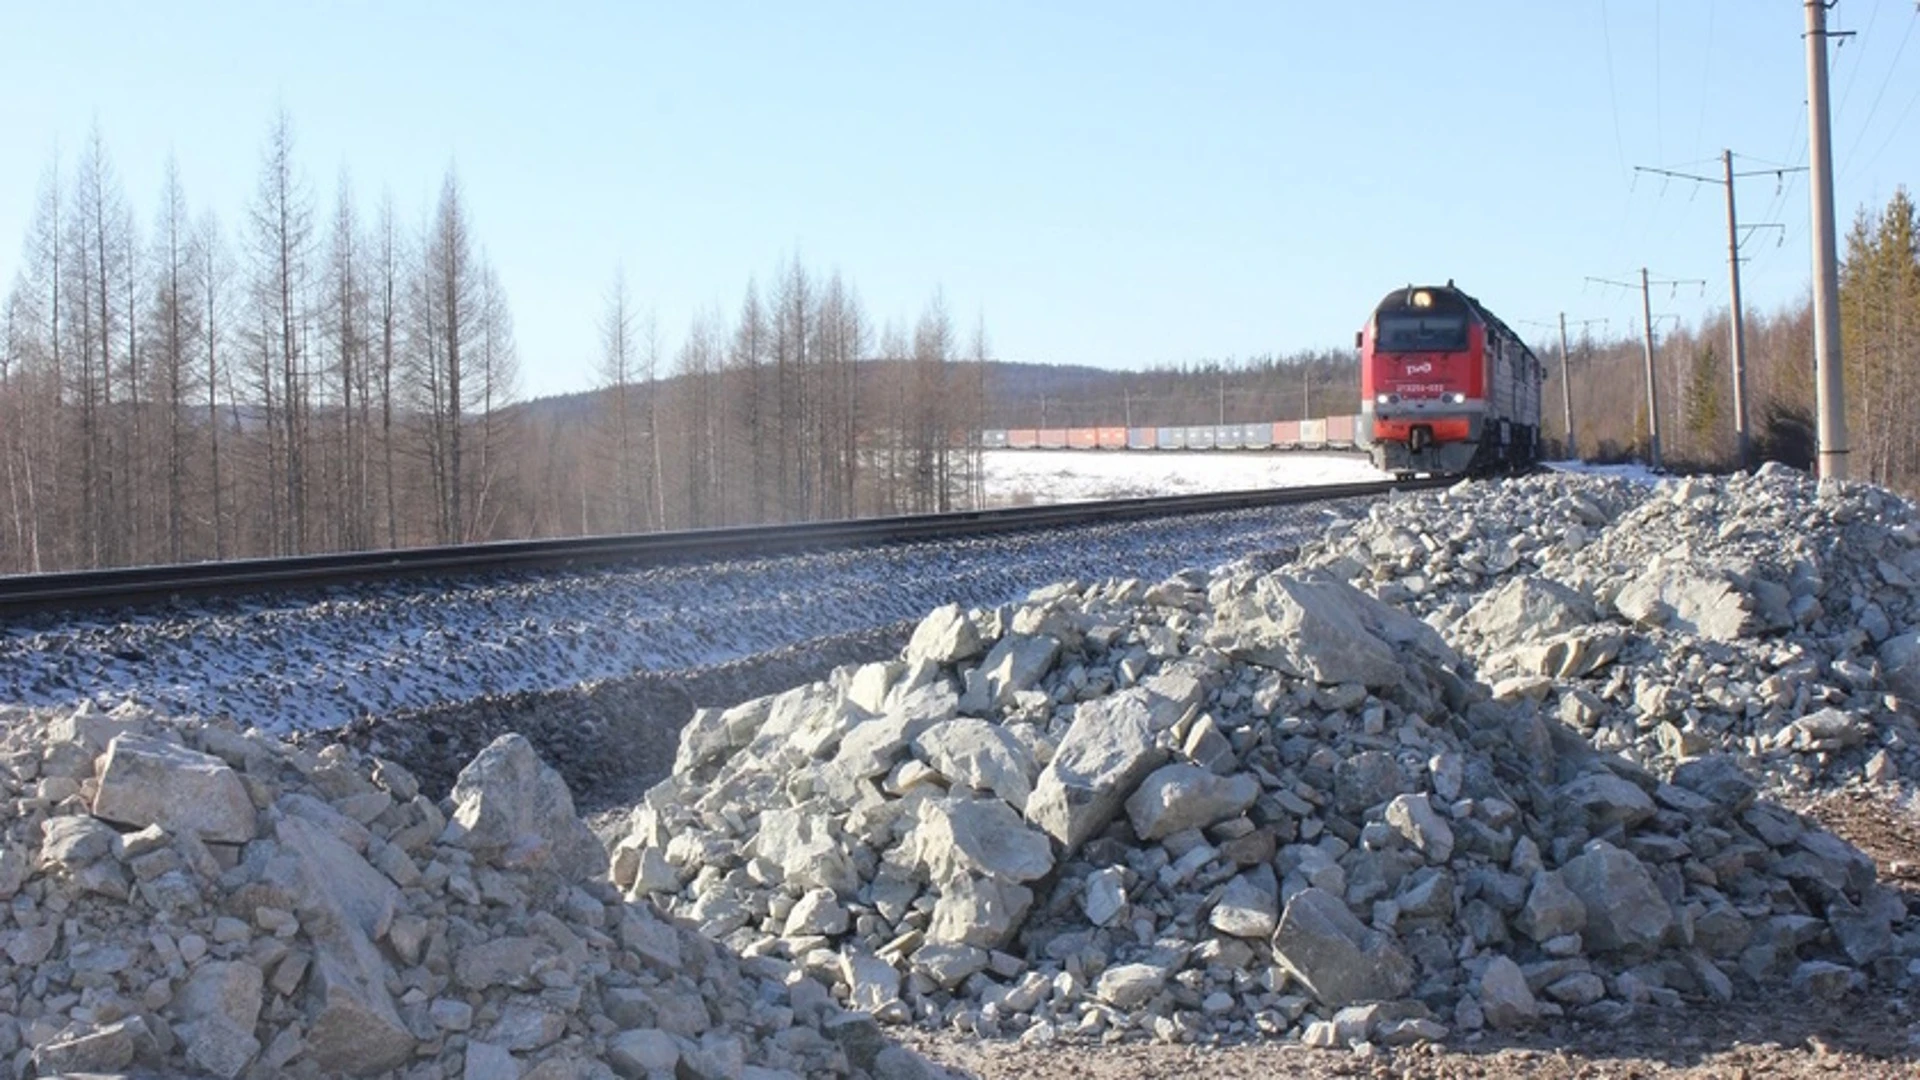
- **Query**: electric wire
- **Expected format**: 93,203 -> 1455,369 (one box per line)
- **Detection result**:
1839,4 -> 1919,180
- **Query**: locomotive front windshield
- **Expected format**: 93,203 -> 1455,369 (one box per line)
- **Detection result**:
1376,313 -> 1468,352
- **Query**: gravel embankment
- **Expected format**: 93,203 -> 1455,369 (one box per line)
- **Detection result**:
0,502 -> 1355,739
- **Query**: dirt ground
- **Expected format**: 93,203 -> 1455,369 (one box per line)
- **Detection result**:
908,787 -> 1920,1080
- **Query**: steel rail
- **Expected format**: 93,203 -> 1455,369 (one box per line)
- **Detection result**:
0,476 -> 1455,618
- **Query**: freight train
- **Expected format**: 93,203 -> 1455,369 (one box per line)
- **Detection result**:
979,417 -> 1362,452
1357,282 -> 1543,478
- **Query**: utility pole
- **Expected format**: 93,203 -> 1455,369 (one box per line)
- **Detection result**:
1587,271 -> 1704,470
1123,387 -> 1132,430
1558,314 -> 1576,460
1218,373 -> 1226,428
1520,314 -> 1607,460
1639,268 -> 1661,470
1723,149 -> 1750,470
1633,151 -> 1802,471
1806,0 -> 1849,480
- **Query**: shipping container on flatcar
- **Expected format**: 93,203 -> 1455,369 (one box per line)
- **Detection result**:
1185,426 -> 1216,450
1096,426 -> 1128,449
1242,423 -> 1273,449
981,429 -> 1009,449
1272,420 -> 1301,447
1128,427 -> 1158,449
1156,426 -> 1187,450
1007,428 -> 1038,450
1326,414 -> 1356,447
1067,427 -> 1098,450
1300,419 -> 1328,447
1038,428 -> 1069,450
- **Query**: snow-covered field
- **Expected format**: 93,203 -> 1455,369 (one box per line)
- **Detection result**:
981,449 -> 1388,503
0,453 -> 1398,734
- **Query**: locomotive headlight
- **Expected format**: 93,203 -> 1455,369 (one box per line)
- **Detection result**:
1446,392 -> 1466,404
1375,393 -> 1390,405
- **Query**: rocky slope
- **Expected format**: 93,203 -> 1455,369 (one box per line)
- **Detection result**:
3,465 -> 1919,1078
609,466 -> 1920,1053
0,706 -> 952,1078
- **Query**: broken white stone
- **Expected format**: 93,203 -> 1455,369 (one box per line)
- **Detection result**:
1123,763 -> 1259,842
448,732 -> 609,882
92,734 -> 257,843
1025,688 -> 1168,853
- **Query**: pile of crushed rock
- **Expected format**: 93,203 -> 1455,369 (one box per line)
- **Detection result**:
1296,464 -> 1920,785
613,466 -> 1920,1051
7,464 -> 1920,1073
0,704 -> 953,1078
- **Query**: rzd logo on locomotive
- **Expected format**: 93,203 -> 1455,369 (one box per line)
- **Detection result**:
1404,361 -> 1434,375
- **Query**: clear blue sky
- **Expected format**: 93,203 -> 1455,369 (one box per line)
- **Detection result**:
4,2 -> 1918,399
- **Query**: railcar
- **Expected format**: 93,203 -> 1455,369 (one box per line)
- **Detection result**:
1357,282 -> 1542,477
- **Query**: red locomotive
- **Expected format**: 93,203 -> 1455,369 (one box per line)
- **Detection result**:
1357,282 -> 1543,477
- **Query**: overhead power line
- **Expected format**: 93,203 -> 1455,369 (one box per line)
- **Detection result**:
1632,152 -> 1805,468
1586,271 -> 1706,470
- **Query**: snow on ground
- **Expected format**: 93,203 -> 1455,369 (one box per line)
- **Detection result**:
980,448 -> 1389,504
1543,458 -> 1663,484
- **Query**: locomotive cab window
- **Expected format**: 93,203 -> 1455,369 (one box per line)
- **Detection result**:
1376,314 -> 1467,352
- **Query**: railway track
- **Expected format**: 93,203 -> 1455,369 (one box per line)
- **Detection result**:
0,477 -> 1452,618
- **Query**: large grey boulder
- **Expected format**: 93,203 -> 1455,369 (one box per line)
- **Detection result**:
673,697 -> 774,776
1463,575 -> 1595,641
1334,751 -> 1407,816
1612,565 -> 1754,641
92,734 -> 257,843
904,798 -> 1054,884
817,690 -> 958,806
1209,873 -> 1279,939
1558,841 -> 1673,953
1096,963 -> 1169,1010
962,633 -> 1061,712
176,962 -> 264,1079
749,809 -> 860,895
448,734 -> 608,882
1515,870 -> 1587,942
1670,754 -> 1757,812
1384,794 -> 1454,863
267,817 -> 415,1074
1124,764 -> 1259,841
912,719 -> 1037,810
1026,688 -> 1169,853
1478,955 -> 1538,1029
905,603 -> 985,665
1556,772 -> 1656,831
1271,887 -> 1414,1007
1878,631 -> 1920,703
1208,572 -> 1456,688
927,874 -> 1034,950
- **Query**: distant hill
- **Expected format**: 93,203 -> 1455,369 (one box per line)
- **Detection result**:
510,353 -> 1358,434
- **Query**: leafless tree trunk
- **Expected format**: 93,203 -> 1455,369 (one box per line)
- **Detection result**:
420,170 -> 479,543
325,171 -> 367,549
375,194 -> 401,549
196,210 -> 231,559
729,279 -> 769,524
598,268 -> 640,533
250,110 -> 314,555
147,156 -> 199,563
